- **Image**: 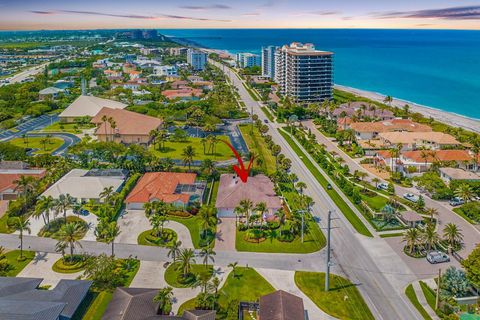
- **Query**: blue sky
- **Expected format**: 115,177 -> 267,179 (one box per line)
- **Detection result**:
1,0 -> 480,30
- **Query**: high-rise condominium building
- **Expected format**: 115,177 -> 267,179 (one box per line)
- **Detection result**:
187,49 -> 208,71
274,42 -> 333,103
236,53 -> 261,68
261,46 -> 277,79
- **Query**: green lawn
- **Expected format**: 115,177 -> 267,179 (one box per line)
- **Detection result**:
38,216 -> 88,239
9,136 -> 64,154
178,266 -> 275,316
0,214 -> 14,234
164,263 -> 213,288
239,125 -> 276,174
295,271 -> 374,320
41,122 -> 95,134
168,215 -> 215,249
3,250 -> 35,276
419,281 -> 444,318
137,228 -> 177,247
150,136 -> 234,162
361,193 -> 388,212
379,232 -> 404,238
235,219 -> 325,253
279,129 -> 373,237
405,284 -> 433,320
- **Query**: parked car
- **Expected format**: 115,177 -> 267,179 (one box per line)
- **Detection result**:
426,251 -> 450,264
377,183 -> 388,191
263,119 -> 269,123
449,197 -> 465,206
403,193 -> 419,203
327,183 -> 332,190
79,209 -> 90,216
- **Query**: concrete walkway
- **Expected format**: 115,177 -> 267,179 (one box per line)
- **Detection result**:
116,210 -> 194,248
131,261 -> 230,314
412,281 -> 440,320
215,217 -> 236,251
256,268 -> 337,320
17,252 -> 83,287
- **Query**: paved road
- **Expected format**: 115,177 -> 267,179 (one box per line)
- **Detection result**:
0,63 -> 48,87
0,114 -> 58,142
303,120 -> 480,258
210,60 -> 422,320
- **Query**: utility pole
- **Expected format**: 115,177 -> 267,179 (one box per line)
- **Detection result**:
435,268 -> 441,310
325,210 -> 332,292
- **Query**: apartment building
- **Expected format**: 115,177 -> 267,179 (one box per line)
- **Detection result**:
187,49 -> 208,71
261,45 -> 277,79
274,42 -> 333,103
236,52 -> 261,68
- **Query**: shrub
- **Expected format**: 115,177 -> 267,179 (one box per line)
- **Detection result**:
456,202 -> 480,222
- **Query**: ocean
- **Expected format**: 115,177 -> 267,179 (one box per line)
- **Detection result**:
160,29 -> 480,120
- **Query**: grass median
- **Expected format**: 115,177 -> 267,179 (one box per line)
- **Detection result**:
279,129 -> 373,237
405,284 -> 433,320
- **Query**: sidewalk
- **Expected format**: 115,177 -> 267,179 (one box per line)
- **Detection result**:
412,281 -> 440,320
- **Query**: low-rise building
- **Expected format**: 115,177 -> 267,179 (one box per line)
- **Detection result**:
215,174 -> 282,218
0,166 -> 46,200
161,87 -> 203,100
169,47 -> 188,56
0,277 -> 92,320
154,65 -> 177,76
126,172 -> 204,210
42,169 -> 127,204
379,131 -> 459,151
350,119 -> 431,140
439,168 -> 480,184
334,102 -> 395,121
400,149 -> 475,173
39,87 -> 65,100
59,95 -> 128,123
91,107 -> 163,144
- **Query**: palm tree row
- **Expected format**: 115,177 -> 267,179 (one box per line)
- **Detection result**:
403,223 -> 463,255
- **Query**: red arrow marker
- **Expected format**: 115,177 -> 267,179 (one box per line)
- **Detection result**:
219,139 -> 254,183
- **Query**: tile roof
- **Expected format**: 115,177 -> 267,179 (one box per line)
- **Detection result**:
439,168 -> 480,180
350,119 -> 431,133
402,150 -> 472,163
161,88 -> 203,99
259,290 -> 305,320
0,170 -> 46,193
126,172 -> 196,204
215,174 -> 282,210
91,107 -> 163,136
59,95 -> 127,118
379,131 -> 459,145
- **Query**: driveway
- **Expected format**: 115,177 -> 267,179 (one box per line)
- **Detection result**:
215,217 -> 236,251
17,252 -> 83,287
116,210 -> 194,248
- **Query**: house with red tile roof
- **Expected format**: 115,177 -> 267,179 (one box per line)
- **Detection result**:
0,168 -> 46,200
91,107 -> 162,145
350,119 -> 432,140
161,87 -> 203,100
400,150 -> 475,172
125,172 -> 203,210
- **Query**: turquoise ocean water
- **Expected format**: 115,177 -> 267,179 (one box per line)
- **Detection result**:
161,29 -> 480,120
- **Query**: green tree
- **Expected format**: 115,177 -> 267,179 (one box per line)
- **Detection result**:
153,286 -> 174,315
455,184 -> 474,202
178,248 -> 196,278
403,227 -> 421,254
197,205 -> 217,239
34,195 -> 55,225
199,247 -> 216,268
422,225 -> 439,251
12,217 -> 31,259
443,223 -> 463,251
167,240 -> 182,263
55,193 -> 75,223
182,145 -> 196,171
57,222 -> 85,262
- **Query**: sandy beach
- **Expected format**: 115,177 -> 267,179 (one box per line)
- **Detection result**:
335,85 -> 480,134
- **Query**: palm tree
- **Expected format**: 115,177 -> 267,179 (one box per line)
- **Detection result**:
182,146 -> 196,171
149,129 -> 159,149
233,205 -> 244,228
402,227 -> 421,254
228,261 -> 238,277
12,217 -> 30,259
455,184 -> 474,203
198,205 -> 217,239
422,225 -> 439,251
101,115 -> 108,140
14,175 -> 37,199
57,222 -> 85,262
167,240 -> 182,263
199,247 -> 216,268
443,223 -> 463,251
153,286 -> 174,315
254,202 -> 267,224
103,222 -> 120,256
149,213 -> 167,238
239,199 -> 253,229
34,195 -> 55,225
425,207 -> 438,224
201,159 -> 216,178
296,182 -> 307,195
178,248 -> 196,277
55,193 -> 75,223
99,186 -> 114,203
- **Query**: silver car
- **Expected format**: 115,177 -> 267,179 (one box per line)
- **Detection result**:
426,251 -> 450,264
403,193 -> 419,203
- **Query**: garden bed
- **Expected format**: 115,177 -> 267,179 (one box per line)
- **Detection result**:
164,262 -> 213,288
137,228 -> 177,247
52,255 -> 86,274
38,216 -> 88,239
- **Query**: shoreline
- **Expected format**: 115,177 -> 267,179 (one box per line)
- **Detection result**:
192,45 -> 480,134
335,85 -> 480,134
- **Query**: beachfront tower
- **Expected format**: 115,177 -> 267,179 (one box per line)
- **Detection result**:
236,53 -> 261,68
274,42 -> 333,103
262,45 -> 277,79
187,49 -> 208,71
